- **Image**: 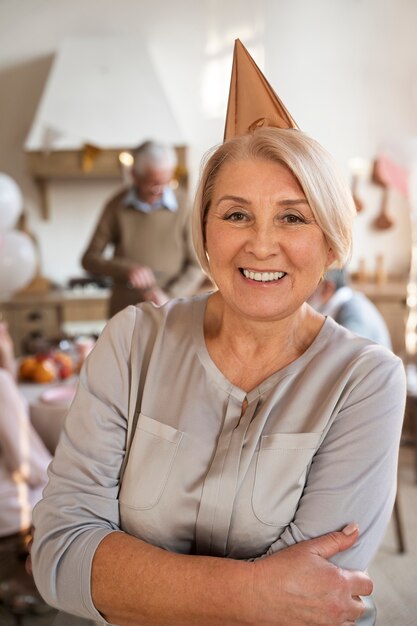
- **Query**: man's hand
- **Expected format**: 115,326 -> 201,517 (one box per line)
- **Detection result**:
127,266 -> 168,305
250,524 -> 373,625
128,265 -> 156,290
144,286 -> 169,306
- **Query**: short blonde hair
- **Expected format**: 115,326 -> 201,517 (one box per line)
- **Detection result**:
192,128 -> 356,277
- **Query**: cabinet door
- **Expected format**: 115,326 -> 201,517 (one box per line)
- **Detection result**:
2,304 -> 61,356
62,299 -> 108,322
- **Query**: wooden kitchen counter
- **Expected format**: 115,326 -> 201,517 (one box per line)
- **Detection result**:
350,278 -> 407,356
0,288 -> 110,356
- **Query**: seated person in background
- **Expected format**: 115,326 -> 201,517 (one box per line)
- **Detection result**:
0,322 -> 51,607
81,140 -> 206,317
309,268 -> 392,349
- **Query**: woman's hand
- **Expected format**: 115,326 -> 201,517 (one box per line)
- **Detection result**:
250,524 -> 372,625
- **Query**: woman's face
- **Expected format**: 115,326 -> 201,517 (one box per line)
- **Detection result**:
205,157 -> 335,323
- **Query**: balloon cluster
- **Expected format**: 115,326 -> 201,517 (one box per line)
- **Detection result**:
0,173 -> 37,298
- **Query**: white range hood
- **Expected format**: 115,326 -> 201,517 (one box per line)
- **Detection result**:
25,35 -> 185,151
24,36 -> 187,218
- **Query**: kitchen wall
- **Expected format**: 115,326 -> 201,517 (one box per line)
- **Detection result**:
1,0 -> 416,285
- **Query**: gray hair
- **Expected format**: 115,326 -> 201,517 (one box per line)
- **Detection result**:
324,268 -> 348,290
133,140 -> 178,176
192,128 -> 356,277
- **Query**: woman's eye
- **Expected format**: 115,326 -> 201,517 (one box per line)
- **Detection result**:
225,211 -> 248,222
283,214 -> 305,224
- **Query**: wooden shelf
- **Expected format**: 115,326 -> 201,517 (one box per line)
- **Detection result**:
25,145 -> 188,219
350,279 -> 407,302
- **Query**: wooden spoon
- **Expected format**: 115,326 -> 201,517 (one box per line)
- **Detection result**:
351,174 -> 364,212
373,187 -> 394,230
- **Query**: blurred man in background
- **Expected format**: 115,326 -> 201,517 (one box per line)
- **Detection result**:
82,140 -> 205,317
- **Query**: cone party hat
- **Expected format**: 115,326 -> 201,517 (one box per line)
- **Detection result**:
224,39 -> 298,142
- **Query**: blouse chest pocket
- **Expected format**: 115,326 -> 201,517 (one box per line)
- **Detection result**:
252,432 -> 322,526
119,413 -> 183,510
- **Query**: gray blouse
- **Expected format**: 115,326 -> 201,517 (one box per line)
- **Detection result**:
32,293 -> 406,622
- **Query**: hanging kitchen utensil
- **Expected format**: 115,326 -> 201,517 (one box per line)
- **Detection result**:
351,173 -> 364,212
373,187 -> 394,230
371,159 -> 394,230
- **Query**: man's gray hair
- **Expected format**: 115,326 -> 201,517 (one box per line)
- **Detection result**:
324,268 -> 348,290
133,140 -> 178,176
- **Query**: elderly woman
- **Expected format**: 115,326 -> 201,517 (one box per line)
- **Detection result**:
32,127 -> 405,626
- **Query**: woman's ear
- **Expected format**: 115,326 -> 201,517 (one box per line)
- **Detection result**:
325,247 -> 336,268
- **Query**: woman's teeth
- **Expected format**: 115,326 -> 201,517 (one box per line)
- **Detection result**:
242,269 -> 285,282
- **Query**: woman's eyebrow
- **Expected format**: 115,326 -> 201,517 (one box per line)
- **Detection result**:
215,194 -> 250,206
278,198 -> 309,207
215,195 -> 309,207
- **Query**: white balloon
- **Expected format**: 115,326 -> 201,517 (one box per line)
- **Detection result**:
0,230 -> 37,297
0,173 -> 23,231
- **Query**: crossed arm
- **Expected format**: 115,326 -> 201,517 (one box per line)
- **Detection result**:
91,525 -> 371,626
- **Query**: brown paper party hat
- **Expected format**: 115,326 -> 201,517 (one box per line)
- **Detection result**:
224,39 -> 298,141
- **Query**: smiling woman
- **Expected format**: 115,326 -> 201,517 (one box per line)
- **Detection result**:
31,43 -> 406,626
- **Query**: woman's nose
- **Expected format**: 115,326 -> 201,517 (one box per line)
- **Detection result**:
244,225 -> 280,258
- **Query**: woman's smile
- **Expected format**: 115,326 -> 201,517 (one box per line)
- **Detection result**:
239,268 -> 287,283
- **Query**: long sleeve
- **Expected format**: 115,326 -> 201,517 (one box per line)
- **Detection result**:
81,190 -> 137,282
263,349 -> 406,570
31,307 -> 138,620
